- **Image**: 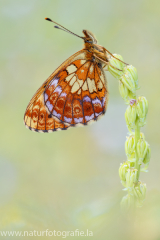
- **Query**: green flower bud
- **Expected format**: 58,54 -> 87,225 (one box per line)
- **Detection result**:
137,96 -> 148,127
125,102 -> 137,129
119,80 -> 129,102
120,68 -> 136,95
126,169 -> 137,189
108,54 -> 125,79
125,135 -> 135,159
143,147 -> 151,165
119,161 -> 130,187
125,65 -> 138,90
137,138 -> 149,164
133,182 -> 146,207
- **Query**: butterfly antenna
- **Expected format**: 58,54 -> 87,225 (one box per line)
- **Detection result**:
45,18 -> 84,40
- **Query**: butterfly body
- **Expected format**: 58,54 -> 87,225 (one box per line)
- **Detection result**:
24,21 -> 111,133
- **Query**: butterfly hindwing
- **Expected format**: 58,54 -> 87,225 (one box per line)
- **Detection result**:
44,56 -> 108,126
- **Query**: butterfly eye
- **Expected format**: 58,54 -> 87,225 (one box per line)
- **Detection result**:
85,40 -> 92,43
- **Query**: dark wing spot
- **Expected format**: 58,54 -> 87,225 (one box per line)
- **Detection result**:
98,89 -> 102,92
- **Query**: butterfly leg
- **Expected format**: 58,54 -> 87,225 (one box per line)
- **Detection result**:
103,64 -> 109,71
103,47 -> 129,65
103,63 -> 122,72
108,63 -> 123,71
94,54 -> 123,71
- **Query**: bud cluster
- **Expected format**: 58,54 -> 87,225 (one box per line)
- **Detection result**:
109,54 -> 150,210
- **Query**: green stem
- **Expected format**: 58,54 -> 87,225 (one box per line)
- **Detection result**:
134,120 -> 140,183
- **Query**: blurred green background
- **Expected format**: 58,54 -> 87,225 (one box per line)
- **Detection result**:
0,0 -> 160,239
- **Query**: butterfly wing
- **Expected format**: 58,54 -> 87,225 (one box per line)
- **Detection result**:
24,50 -> 85,132
24,50 -> 108,132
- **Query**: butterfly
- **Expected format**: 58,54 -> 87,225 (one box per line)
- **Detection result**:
24,18 -> 124,133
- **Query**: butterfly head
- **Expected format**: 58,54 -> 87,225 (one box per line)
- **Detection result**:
83,30 -> 97,44
83,29 -> 108,62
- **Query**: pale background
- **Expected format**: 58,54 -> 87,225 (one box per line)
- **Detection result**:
0,0 -> 160,239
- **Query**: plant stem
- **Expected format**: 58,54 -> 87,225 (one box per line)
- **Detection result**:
134,120 -> 140,183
